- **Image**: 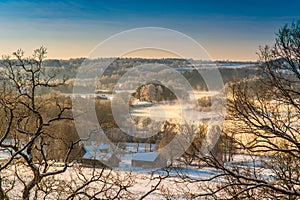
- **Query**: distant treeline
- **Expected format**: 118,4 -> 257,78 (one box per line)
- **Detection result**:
41,57 -> 257,69
5,58 -> 258,93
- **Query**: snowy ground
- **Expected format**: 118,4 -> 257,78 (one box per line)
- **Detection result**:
0,150 -> 273,199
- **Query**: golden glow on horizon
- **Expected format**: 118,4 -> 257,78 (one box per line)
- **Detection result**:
121,48 -> 181,59
120,46 -> 260,61
0,40 -> 260,61
46,42 -> 259,61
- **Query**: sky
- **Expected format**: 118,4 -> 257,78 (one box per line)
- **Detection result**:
0,0 -> 299,61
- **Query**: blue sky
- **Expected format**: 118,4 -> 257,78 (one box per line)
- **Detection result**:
0,0 -> 299,60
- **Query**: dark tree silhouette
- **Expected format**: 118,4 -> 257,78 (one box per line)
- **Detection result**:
175,22 -> 300,199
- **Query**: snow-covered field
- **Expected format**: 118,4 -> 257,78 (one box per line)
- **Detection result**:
0,150 -> 273,199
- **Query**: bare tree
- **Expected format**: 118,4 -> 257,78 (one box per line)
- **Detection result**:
0,47 -> 178,199
0,47 -> 81,199
0,47 -> 177,199
173,22 -> 300,199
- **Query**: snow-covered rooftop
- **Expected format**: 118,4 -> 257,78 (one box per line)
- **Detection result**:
132,152 -> 159,162
84,144 -> 109,151
83,152 -> 114,161
83,144 -> 116,161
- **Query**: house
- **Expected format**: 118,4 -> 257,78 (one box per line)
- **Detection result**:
95,144 -> 110,153
0,139 -> 27,159
131,152 -> 165,168
1,138 -> 23,146
80,145 -> 120,167
97,94 -> 108,100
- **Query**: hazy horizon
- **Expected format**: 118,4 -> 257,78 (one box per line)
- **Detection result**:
40,56 -> 258,63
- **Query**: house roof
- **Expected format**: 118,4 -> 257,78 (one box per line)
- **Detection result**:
2,139 -> 21,146
83,152 -> 114,161
84,144 -> 109,151
94,144 -> 109,150
1,139 -> 28,157
132,152 -> 159,162
83,145 -> 119,161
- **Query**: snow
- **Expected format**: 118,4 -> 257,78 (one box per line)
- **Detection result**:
83,144 -> 114,161
0,149 -> 11,160
83,152 -> 114,161
0,152 -> 278,199
132,152 -> 159,162
121,142 -> 157,153
83,144 -> 109,152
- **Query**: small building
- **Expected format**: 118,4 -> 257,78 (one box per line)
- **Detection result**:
97,94 -> 108,100
131,152 -> 165,168
0,139 -> 27,159
96,144 -> 110,153
80,145 -> 120,167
